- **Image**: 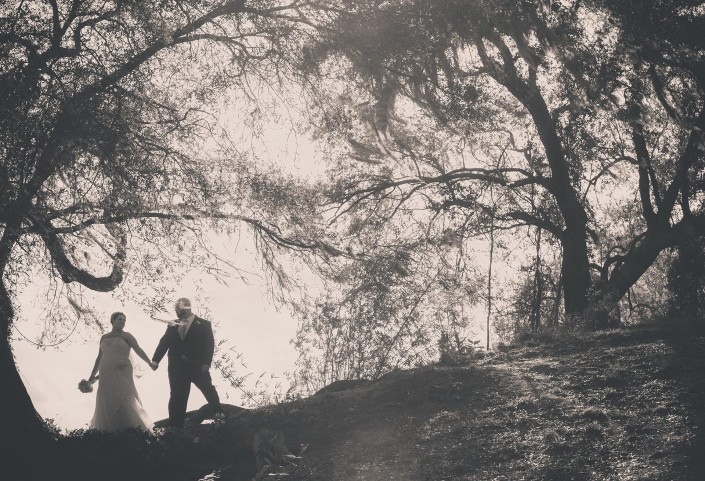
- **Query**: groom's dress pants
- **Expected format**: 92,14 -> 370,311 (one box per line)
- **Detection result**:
168,361 -> 222,427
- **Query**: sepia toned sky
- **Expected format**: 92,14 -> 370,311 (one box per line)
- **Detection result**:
12,232 -> 302,430
11,98 -> 325,431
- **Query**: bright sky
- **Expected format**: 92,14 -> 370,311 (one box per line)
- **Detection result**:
9,77 -> 328,431
12,233 -> 302,431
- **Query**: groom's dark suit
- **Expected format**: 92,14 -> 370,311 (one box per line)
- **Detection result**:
152,316 -> 223,427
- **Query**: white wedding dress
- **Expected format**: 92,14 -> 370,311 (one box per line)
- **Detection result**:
90,337 -> 153,432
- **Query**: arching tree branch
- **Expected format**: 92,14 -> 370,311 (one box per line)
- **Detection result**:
32,217 -> 126,292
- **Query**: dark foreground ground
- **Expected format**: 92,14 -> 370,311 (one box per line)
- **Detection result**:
10,326 -> 705,481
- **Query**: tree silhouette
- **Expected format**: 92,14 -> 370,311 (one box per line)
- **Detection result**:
0,0 -> 329,459
300,0 -> 705,327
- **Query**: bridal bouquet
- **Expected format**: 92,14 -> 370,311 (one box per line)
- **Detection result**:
78,379 -> 94,393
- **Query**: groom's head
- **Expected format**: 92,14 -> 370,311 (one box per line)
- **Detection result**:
175,298 -> 192,319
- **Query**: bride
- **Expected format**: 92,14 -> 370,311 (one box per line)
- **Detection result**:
84,312 -> 155,432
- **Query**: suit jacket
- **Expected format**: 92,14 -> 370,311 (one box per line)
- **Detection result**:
152,316 -> 215,369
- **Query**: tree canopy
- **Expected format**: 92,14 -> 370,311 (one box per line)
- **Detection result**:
5,0 -> 705,460
0,0 -> 332,456
295,0 -> 705,330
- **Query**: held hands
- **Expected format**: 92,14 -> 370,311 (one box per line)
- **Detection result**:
147,358 -> 205,371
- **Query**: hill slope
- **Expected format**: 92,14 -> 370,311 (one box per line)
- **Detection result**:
164,327 -> 699,481
18,327 -> 705,481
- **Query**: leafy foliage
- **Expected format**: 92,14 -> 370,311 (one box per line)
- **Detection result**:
293,228 -> 481,392
0,0 -> 333,451
296,0 -> 705,329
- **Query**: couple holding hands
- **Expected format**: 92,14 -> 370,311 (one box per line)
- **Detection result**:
82,298 -> 224,432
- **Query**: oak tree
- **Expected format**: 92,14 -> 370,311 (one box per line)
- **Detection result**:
301,0 -> 705,327
0,0 -> 322,458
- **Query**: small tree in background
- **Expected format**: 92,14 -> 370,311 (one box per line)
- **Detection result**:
292,226 -> 481,393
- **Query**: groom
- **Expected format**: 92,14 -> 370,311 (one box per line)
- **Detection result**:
152,298 -> 224,428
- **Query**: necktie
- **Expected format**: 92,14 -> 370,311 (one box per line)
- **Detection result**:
178,321 -> 188,340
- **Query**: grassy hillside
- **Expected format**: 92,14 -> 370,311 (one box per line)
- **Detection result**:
13,326 -> 705,481
271,327 -> 705,481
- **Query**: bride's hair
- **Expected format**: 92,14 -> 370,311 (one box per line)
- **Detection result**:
110,312 -> 126,325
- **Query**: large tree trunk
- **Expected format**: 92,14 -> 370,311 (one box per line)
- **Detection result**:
0,282 -> 51,472
589,223 -> 685,329
604,219 -> 702,308
561,223 -> 592,317
0,226 -> 52,472
667,237 -> 705,321
515,79 -> 593,320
